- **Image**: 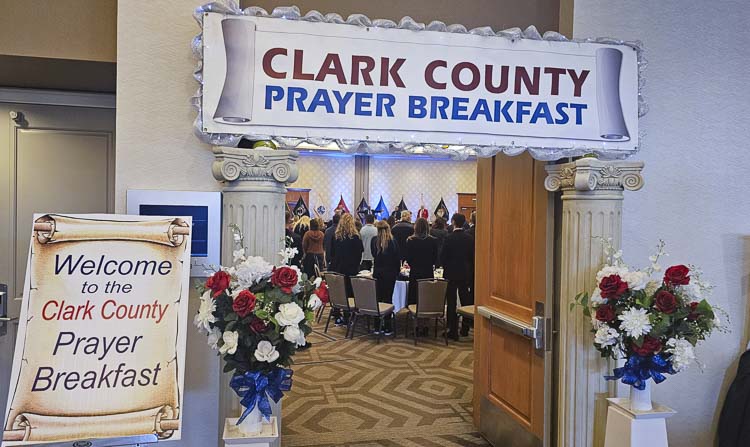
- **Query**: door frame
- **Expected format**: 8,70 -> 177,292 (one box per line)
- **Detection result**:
0,88 -> 116,300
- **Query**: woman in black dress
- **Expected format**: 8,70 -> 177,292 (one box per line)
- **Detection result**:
405,218 -> 438,305
371,220 -> 400,334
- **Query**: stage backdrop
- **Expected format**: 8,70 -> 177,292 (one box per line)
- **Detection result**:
2,214 -> 192,445
197,7 -> 642,159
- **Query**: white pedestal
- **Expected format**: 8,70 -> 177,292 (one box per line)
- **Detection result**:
223,417 -> 279,447
604,398 -> 675,447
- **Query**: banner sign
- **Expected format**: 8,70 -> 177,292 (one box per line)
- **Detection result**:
2,214 -> 192,445
197,7 -> 643,159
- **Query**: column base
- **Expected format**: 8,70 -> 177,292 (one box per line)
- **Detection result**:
223,417 -> 279,447
604,398 -> 675,447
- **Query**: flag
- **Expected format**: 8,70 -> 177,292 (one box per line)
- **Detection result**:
335,195 -> 350,214
434,197 -> 450,221
393,197 -> 408,220
356,197 -> 371,223
373,196 -> 389,220
293,196 -> 310,217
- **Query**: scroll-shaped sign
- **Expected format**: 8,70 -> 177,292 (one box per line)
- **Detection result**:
2,214 -> 192,445
199,10 -> 641,158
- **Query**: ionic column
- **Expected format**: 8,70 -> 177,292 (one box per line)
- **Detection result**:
544,158 -> 644,447
212,146 -> 299,447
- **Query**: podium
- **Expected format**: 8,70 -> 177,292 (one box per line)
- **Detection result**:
604,398 -> 675,447
223,418 -> 279,447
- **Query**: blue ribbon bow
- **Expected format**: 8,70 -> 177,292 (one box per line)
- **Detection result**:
230,368 -> 293,424
605,354 -> 676,390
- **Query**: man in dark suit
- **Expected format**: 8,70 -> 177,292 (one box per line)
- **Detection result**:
323,212 -> 340,269
441,213 -> 474,340
390,210 -> 414,261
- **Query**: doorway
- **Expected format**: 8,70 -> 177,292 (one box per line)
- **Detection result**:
0,89 -> 115,426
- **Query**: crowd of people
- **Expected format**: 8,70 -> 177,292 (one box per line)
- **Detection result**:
285,207 -> 476,341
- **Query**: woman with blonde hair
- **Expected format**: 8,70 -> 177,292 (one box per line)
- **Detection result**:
406,217 -> 438,306
294,215 -> 311,241
331,213 -> 363,301
371,220 -> 400,335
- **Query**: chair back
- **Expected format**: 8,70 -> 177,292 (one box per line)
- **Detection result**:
351,277 -> 380,316
324,272 -> 350,310
417,279 -> 447,317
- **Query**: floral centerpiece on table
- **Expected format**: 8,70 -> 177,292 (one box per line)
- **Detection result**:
574,240 -> 725,400
194,226 -> 327,429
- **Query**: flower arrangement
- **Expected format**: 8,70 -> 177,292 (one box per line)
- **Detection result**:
574,240 -> 724,391
194,226 -> 327,426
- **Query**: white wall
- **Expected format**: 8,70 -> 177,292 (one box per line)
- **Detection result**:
574,1 -> 750,445
117,2 -> 220,446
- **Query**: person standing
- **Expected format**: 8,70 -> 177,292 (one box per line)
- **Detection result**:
302,218 -> 326,278
359,213 -> 378,271
371,220 -> 400,335
323,212 -> 340,269
285,211 -> 303,267
391,210 -> 414,261
405,218 -> 438,305
467,210 -> 477,238
430,217 -> 449,267
330,213 -> 363,326
441,213 -> 474,340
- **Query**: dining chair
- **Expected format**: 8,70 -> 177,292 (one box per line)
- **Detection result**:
323,272 -> 356,338
350,276 -> 395,344
407,279 -> 449,345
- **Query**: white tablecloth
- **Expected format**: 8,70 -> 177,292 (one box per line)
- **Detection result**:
392,281 -> 409,312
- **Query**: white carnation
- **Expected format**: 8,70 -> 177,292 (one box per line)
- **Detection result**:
230,256 -> 273,289
254,340 -> 280,363
219,330 -> 239,355
597,265 -> 629,282
666,337 -> 695,372
308,293 -> 323,310
622,271 -> 649,291
207,327 -> 222,350
679,283 -> 703,302
617,307 -> 652,338
275,302 -> 305,326
590,288 -> 606,305
194,291 -> 216,333
594,325 -> 619,347
283,325 -> 306,347
644,280 -> 660,296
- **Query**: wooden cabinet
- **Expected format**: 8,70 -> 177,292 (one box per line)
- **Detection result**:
457,192 -> 477,221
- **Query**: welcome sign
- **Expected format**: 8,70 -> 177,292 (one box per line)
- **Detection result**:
2,214 -> 191,445
200,11 -> 641,157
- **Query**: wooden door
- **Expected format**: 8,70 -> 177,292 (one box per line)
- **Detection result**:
473,153 -> 553,446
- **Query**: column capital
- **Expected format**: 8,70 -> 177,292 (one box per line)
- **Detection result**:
212,146 -> 299,192
544,158 -> 645,194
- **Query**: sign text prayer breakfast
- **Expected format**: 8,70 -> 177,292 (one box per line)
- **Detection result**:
32,255 -> 173,393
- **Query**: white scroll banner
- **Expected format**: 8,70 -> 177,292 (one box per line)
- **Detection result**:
200,13 -> 640,157
2,214 -> 191,445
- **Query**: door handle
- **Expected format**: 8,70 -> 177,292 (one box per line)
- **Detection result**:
477,305 -> 546,351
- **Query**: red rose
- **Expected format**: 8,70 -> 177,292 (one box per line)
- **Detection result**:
687,302 -> 700,321
664,265 -> 690,286
271,266 -> 298,294
206,270 -> 231,297
315,283 -> 329,304
632,336 -> 662,356
599,275 -> 628,299
249,317 -> 268,333
655,290 -> 678,314
232,290 -> 257,317
595,304 -> 616,322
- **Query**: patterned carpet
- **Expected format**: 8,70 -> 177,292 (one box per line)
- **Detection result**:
281,311 -> 489,447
